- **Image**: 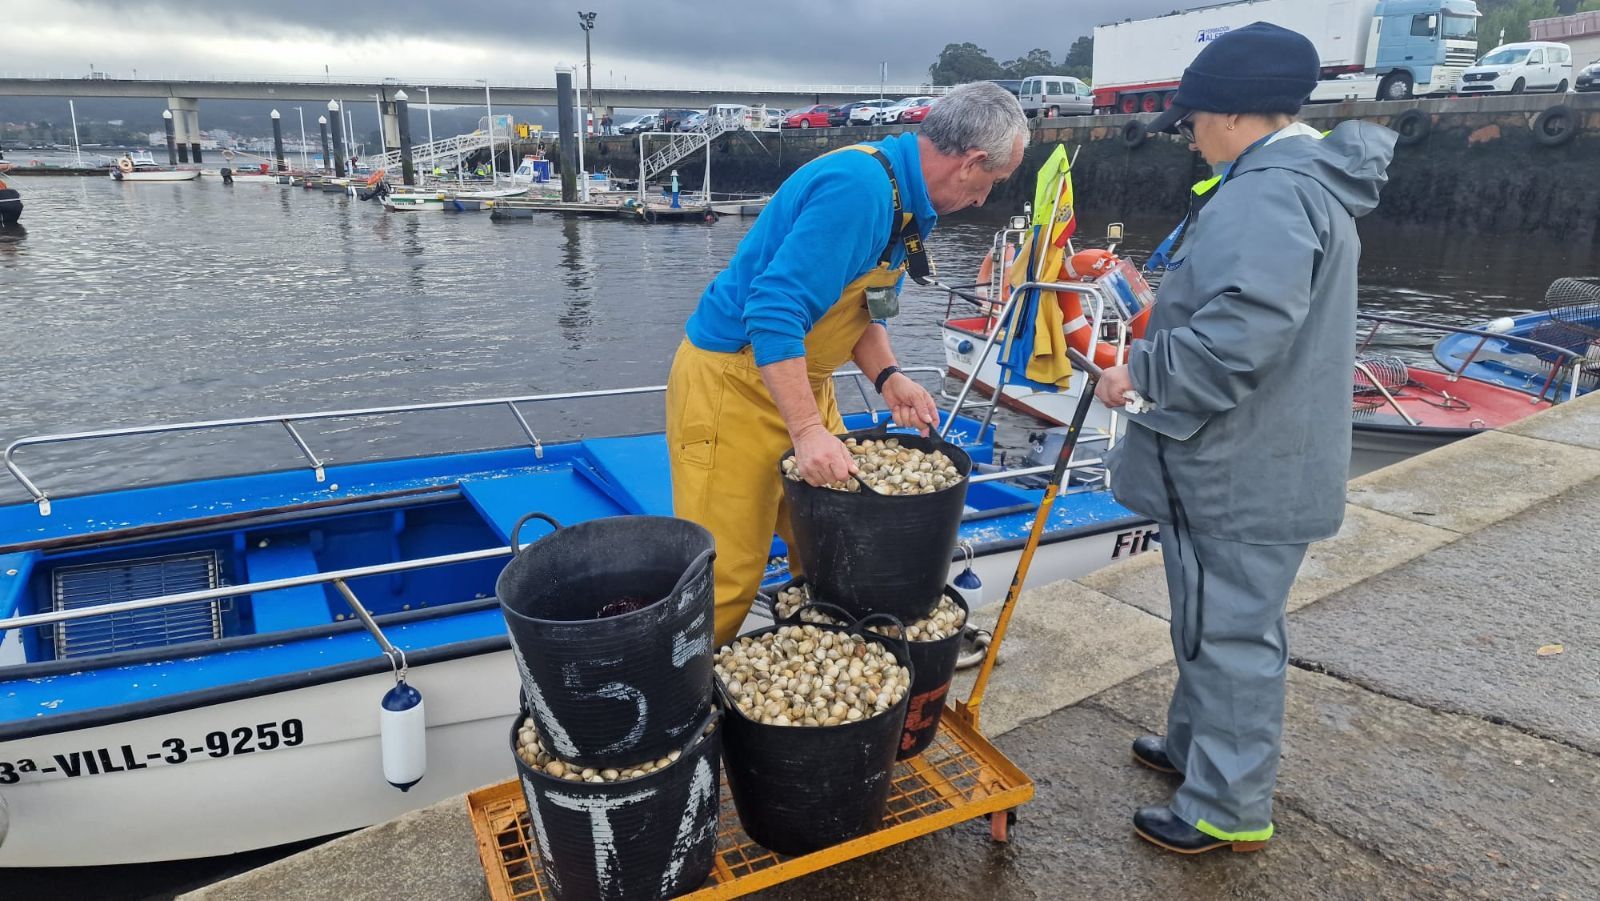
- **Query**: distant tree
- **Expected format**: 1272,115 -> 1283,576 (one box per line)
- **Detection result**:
1002,49 -> 1057,79
929,42 -> 1006,85
1062,35 -> 1094,82
1477,0 -> 1600,50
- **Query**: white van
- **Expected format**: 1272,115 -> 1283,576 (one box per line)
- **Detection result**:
1019,76 -> 1094,118
707,104 -> 755,128
1458,42 -> 1574,95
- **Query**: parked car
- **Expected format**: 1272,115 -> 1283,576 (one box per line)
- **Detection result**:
764,108 -> 785,128
848,99 -> 897,125
1018,76 -> 1094,118
1578,58 -> 1600,92
658,108 -> 700,132
1458,42 -> 1574,95
898,99 -> 936,124
882,96 -> 936,123
988,79 -> 1023,97
677,111 -> 708,132
784,104 -> 835,128
616,113 -> 659,135
828,103 -> 862,126
706,104 -> 752,128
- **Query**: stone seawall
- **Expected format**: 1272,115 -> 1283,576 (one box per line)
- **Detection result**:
529,93 -> 1600,240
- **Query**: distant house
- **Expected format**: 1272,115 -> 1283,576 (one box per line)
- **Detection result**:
1531,11 -> 1600,66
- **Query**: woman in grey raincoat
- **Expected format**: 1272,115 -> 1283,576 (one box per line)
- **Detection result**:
1097,22 -> 1397,854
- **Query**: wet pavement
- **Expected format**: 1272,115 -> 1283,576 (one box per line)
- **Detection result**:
187,392 -> 1600,901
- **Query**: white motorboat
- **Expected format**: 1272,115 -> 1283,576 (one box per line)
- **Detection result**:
109,150 -> 200,182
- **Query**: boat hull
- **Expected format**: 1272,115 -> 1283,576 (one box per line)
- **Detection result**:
110,169 -> 201,182
0,649 -> 518,867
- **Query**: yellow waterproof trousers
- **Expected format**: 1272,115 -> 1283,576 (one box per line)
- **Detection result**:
667,262 -> 906,646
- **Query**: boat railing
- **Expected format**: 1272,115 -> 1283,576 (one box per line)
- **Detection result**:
1357,313 -> 1588,404
3,369 -> 958,517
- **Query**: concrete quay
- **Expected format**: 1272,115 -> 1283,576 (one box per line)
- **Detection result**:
187,390 -> 1600,901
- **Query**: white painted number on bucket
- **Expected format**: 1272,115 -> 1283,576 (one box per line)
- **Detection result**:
545,787 -> 658,895
660,756 -> 717,893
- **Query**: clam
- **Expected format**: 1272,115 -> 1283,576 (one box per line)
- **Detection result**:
713,624 -> 910,727
782,438 -> 963,496
515,715 -> 709,782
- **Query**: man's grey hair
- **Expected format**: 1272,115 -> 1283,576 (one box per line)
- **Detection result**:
920,82 -> 1030,171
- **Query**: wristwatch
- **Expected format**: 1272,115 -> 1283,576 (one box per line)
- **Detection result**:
873,365 -> 902,394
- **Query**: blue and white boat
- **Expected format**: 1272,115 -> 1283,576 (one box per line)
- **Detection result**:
0,372 -> 1154,866
1431,278 -> 1600,400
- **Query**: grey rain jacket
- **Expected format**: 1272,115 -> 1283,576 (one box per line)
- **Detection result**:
1108,120 -> 1398,544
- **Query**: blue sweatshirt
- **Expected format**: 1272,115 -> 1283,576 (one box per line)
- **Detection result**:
684,133 -> 938,366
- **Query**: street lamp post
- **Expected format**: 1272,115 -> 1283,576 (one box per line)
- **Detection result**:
578,11 -> 597,136
423,86 -> 435,148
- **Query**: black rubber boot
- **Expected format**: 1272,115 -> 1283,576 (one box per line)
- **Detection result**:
1132,735 -> 1179,775
1133,806 -> 1269,855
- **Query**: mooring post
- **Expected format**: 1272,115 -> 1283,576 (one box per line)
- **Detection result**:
329,101 -> 347,178
555,65 -> 578,203
318,116 -> 331,175
395,89 -> 416,186
161,110 -> 178,166
271,110 -> 286,174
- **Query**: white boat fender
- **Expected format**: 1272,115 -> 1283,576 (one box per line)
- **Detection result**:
380,679 -> 426,791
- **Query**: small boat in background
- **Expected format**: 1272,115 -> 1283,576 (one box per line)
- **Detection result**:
109,150 -> 200,182
382,186 -> 529,212
1350,313 -> 1588,476
1433,277 -> 1600,400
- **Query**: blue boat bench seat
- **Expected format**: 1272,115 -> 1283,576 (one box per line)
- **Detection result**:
245,537 -> 337,633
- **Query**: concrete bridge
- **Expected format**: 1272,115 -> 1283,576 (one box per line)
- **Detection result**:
0,73 -> 946,164
0,74 -> 942,110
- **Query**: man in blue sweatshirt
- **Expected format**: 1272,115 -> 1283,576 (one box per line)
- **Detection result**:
667,82 -> 1029,645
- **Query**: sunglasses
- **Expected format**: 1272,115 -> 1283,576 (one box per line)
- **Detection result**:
1177,116 -> 1196,143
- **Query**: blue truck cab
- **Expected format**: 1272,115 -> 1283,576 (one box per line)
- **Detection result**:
1370,0 -> 1483,99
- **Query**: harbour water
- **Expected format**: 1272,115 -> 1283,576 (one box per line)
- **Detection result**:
2,174 -> 1598,511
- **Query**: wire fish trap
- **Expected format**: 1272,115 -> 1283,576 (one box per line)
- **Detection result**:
1530,277 -> 1600,394
1353,352 -> 1410,394
1353,353 -> 1468,417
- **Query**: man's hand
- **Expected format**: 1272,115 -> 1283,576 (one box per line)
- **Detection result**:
881,373 -> 938,436
793,425 -> 858,486
1093,364 -> 1136,409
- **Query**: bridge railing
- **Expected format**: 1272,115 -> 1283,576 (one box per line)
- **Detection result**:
0,72 -> 954,96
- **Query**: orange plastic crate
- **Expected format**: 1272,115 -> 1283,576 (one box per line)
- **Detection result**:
468,707 -> 1032,900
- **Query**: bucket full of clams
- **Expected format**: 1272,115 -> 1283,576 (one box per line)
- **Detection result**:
779,427 -> 971,622
496,512 -> 716,769
512,702 -> 722,901
769,579 -> 969,760
713,616 -> 913,856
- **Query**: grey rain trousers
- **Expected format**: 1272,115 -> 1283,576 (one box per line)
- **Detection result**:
1160,520 -> 1308,838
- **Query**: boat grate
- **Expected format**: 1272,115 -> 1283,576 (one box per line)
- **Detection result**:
468,707 -> 1033,900
50,551 -> 225,658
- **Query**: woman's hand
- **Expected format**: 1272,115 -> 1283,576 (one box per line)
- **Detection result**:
1094,364 -> 1136,408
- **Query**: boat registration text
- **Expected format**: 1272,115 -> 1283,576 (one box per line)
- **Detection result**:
0,719 -> 305,784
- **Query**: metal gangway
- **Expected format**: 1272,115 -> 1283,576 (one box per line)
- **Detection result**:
371,131 -> 493,176
641,115 -> 735,183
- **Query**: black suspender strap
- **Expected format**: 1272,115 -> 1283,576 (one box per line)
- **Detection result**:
856,146 -> 934,285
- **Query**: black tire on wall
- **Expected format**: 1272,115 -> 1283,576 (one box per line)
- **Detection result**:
1392,108 -> 1431,147
1532,104 -> 1579,147
1121,119 -> 1149,149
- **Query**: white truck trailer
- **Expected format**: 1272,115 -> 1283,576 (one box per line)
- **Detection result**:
1091,0 -> 1482,115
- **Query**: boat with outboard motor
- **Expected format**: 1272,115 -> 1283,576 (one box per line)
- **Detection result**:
1433,277 -> 1600,400
0,367 -> 1154,866
109,150 -> 200,182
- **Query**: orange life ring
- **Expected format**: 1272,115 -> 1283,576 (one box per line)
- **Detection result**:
1056,249 -> 1151,370
365,169 -> 386,187
117,158 -> 134,173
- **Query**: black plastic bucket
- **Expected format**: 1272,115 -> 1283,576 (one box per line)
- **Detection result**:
497,512 -> 716,769
764,582 -> 967,761
512,706 -> 722,901
779,427 -> 971,622
716,617 -> 912,856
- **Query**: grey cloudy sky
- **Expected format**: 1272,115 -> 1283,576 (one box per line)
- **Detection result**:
27,0 -> 1199,86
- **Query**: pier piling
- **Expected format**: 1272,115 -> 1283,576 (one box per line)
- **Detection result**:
328,101 -> 346,179
555,66 -> 578,203
395,90 -> 415,186
318,116 -> 331,175
271,110 -> 285,174
161,110 -> 178,166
